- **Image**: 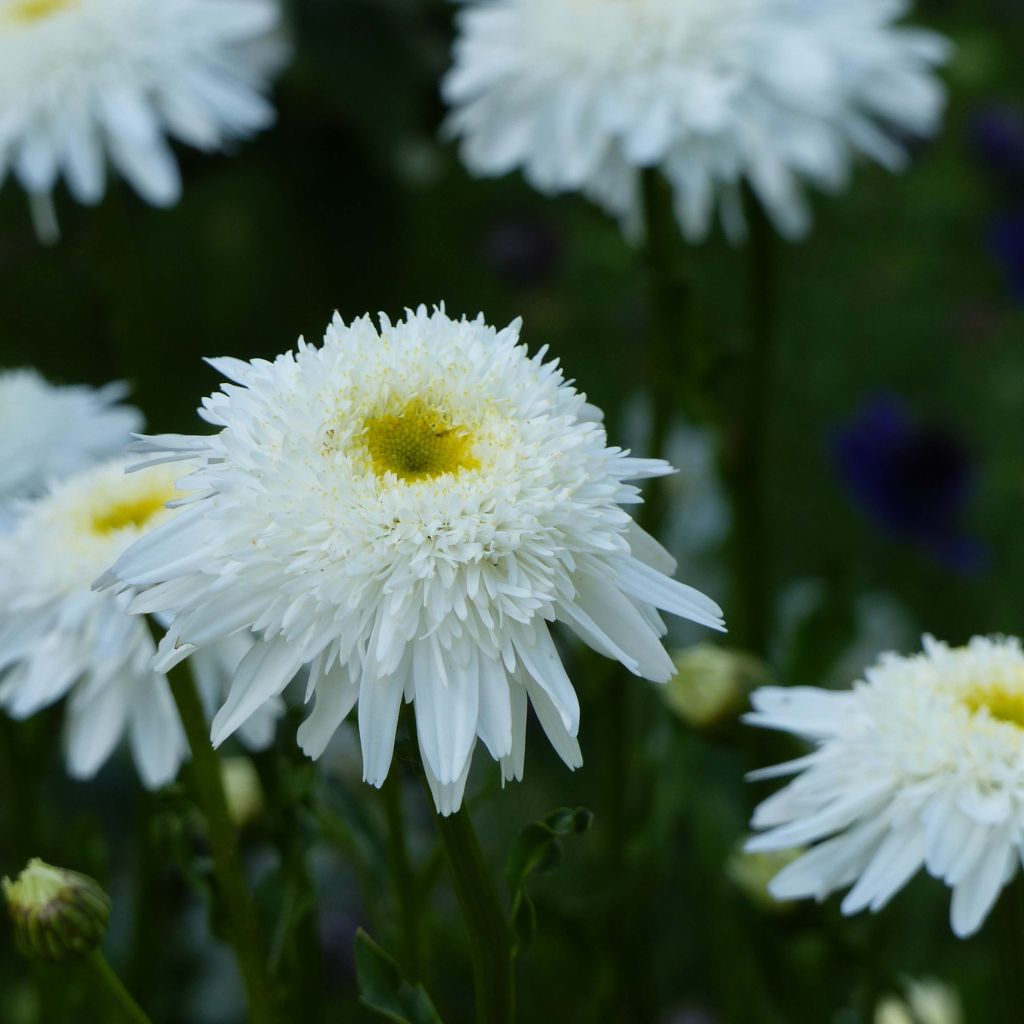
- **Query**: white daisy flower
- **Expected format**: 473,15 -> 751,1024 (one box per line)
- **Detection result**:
0,0 -> 286,230
103,305 -> 725,814
0,368 -> 142,510
443,0 -> 950,241
747,635 -> 1024,937
0,458 -> 276,789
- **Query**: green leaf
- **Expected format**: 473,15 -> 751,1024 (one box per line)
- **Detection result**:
505,807 -> 593,955
354,929 -> 444,1024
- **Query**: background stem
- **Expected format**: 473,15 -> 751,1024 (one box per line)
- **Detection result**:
88,950 -> 154,1024
167,663 -> 278,1024
383,776 -> 423,981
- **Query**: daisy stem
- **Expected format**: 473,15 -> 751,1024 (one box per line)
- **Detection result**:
422,782 -> 514,1024
383,776 -> 423,980
167,663 -> 278,1024
730,190 -> 777,655
87,950 -> 154,1024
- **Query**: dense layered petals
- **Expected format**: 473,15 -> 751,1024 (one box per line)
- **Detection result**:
444,0 -> 950,241
748,635 -> 1024,937
0,0 -> 286,210
105,306 -> 725,813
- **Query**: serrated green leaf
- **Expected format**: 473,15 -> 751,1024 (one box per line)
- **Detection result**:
354,929 -> 444,1024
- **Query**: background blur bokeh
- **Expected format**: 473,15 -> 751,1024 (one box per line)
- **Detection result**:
2,1 -> 1023,1022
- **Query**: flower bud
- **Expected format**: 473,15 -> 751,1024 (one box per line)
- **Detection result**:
664,644 -> 768,729
726,845 -> 803,912
3,859 -> 110,962
221,756 -> 265,828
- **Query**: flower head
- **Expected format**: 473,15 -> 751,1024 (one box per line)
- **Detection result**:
0,457 -> 273,788
443,0 -> 950,241
0,0 -> 285,211
4,858 -> 110,962
0,369 -> 141,509
105,306 -> 725,814
747,635 -> 1024,937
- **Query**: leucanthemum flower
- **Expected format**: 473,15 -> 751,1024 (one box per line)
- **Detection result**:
747,635 -> 1024,937
103,306 -> 725,814
443,0 -> 950,241
0,458 -> 276,789
0,0 -> 286,236
0,369 -> 141,511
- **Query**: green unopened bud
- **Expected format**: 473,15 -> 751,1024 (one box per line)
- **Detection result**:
727,844 -> 803,912
3,859 -> 110,962
664,644 -> 768,729
221,757 -> 265,828
875,997 -> 916,1024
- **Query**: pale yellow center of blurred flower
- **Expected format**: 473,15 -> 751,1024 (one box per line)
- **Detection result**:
962,682 -> 1024,730
90,488 -> 173,536
6,0 -> 76,23
363,399 -> 479,483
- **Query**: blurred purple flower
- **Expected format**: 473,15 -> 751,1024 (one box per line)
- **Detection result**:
989,208 -> 1024,301
970,104 -> 1024,190
832,396 -> 985,572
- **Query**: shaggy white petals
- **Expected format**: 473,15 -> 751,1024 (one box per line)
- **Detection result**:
0,369 -> 141,509
444,0 -> 950,241
106,306 -> 724,813
0,457 -> 276,787
748,635 -> 1024,936
0,0 -> 286,212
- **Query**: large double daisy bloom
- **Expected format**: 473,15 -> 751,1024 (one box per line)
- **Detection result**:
105,307 -> 725,813
444,0 -> 950,240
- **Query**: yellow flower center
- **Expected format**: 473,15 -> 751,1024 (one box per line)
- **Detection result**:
90,491 -> 171,535
6,0 -> 75,23
363,399 -> 479,483
963,683 -> 1024,730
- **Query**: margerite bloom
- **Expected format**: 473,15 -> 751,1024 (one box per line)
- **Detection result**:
0,0 -> 285,236
103,306 -> 725,814
0,458 -> 277,789
746,635 -> 1024,937
443,0 -> 950,241
0,368 -> 141,511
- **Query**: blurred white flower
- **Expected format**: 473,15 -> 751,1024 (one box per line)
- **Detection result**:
103,305 -> 725,814
443,0 -> 950,241
875,979 -> 962,1024
747,635 -> 1024,937
0,369 -> 141,512
0,458 -> 276,788
0,0 -> 286,230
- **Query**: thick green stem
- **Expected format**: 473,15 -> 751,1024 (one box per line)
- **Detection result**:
88,950 -> 154,1024
168,663 -> 278,1024
383,777 -> 423,981
730,193 -> 777,655
421,776 -> 514,1024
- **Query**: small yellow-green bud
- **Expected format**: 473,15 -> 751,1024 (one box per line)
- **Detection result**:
3,859 -> 110,962
727,844 -> 803,912
221,756 -> 265,828
664,644 -> 768,729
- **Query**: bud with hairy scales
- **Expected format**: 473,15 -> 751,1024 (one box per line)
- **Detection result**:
4,858 -> 110,962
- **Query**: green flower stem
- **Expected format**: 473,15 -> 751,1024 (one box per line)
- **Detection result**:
420,775 -> 514,1024
167,663 -> 278,1024
383,777 -> 423,981
729,193 -> 777,655
639,167 -> 695,528
88,950 -> 154,1024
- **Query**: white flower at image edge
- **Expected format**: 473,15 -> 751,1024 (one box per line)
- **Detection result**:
104,306 -> 726,814
0,458 -> 278,788
0,368 -> 141,510
0,0 -> 286,210
747,635 -> 1024,937
443,0 -> 950,241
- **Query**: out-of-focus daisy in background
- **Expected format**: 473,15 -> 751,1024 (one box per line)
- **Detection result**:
0,369 -> 141,521
0,0 -> 288,240
105,305 -> 725,814
747,634 -> 1024,937
0,457 -> 276,789
443,0 -> 950,241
